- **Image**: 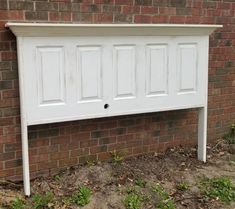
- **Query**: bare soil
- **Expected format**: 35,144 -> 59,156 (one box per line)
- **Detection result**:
1,140 -> 235,209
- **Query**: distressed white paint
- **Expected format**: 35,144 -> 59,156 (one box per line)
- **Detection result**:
6,23 -> 221,196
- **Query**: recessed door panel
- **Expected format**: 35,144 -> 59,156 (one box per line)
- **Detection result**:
146,44 -> 168,96
177,43 -> 198,94
77,46 -> 102,102
113,45 -> 136,99
36,46 -> 65,105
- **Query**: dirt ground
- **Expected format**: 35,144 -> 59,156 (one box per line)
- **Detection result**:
1,140 -> 235,209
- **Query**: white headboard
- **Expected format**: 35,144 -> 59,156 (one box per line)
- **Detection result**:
6,23 -> 222,196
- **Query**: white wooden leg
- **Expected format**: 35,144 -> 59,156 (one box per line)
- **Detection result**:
198,107 -> 207,162
17,37 -> 31,196
21,121 -> 30,196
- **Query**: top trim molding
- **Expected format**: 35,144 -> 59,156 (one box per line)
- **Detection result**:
6,23 -> 222,37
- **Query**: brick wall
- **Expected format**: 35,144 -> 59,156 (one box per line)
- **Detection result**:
0,0 -> 234,181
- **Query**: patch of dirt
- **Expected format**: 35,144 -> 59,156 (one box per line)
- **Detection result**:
1,140 -> 235,209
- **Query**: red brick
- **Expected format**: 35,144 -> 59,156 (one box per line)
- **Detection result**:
81,4 -> 101,13
5,159 -> 22,169
115,0 -> 133,5
49,12 -> 60,21
0,99 -> 13,108
38,161 -> 58,170
78,154 -> 97,164
122,5 -> 140,14
59,2 -> 72,12
93,13 -> 113,23
102,5 -> 121,13
80,139 -> 98,148
59,158 -> 77,167
0,117 -> 14,126
99,136 -> 116,145
1,51 -> 17,61
72,13 -> 93,22
8,11 -> 24,20
0,169 -> 15,178
30,154 -> 49,163
90,145 -> 107,154
25,11 -> 48,21
152,15 -> 169,23
94,0 -> 114,4
70,148 -> 89,158
35,2 -> 58,11
159,7 -> 176,15
97,152 -> 111,161
134,14 -> 151,23
169,15 -> 186,23
141,6 -> 158,14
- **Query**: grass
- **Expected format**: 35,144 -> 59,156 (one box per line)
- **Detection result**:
223,123 -> 235,144
10,198 -> 26,209
176,181 -> 190,191
152,184 -> 175,209
32,192 -> 53,209
70,186 -> 92,206
199,176 -> 235,204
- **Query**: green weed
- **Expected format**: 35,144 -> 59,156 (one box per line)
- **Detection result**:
199,176 -> 235,204
176,181 -> 190,191
110,150 -> 124,164
53,175 -> 61,182
135,178 -> 146,188
126,186 -> 136,194
152,184 -> 175,209
156,200 -> 175,209
124,193 -> 141,209
32,192 -> 53,209
10,197 -> 26,209
86,160 -> 95,167
70,186 -> 92,206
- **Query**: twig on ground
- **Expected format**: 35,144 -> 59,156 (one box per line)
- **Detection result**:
0,180 -> 22,189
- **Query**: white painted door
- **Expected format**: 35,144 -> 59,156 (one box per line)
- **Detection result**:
21,36 -> 208,125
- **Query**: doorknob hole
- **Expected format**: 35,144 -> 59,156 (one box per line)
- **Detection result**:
104,104 -> 109,109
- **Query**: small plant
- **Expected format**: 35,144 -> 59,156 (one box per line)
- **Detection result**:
126,186 -> 136,194
86,160 -> 95,167
10,197 -> 26,209
124,193 -> 141,209
53,175 -> 61,182
176,181 -> 190,191
153,184 -> 175,209
110,150 -> 124,164
135,178 -> 146,188
199,176 -> 235,204
70,186 -> 92,206
223,124 -> 235,144
32,192 -> 53,209
156,200 -> 175,209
